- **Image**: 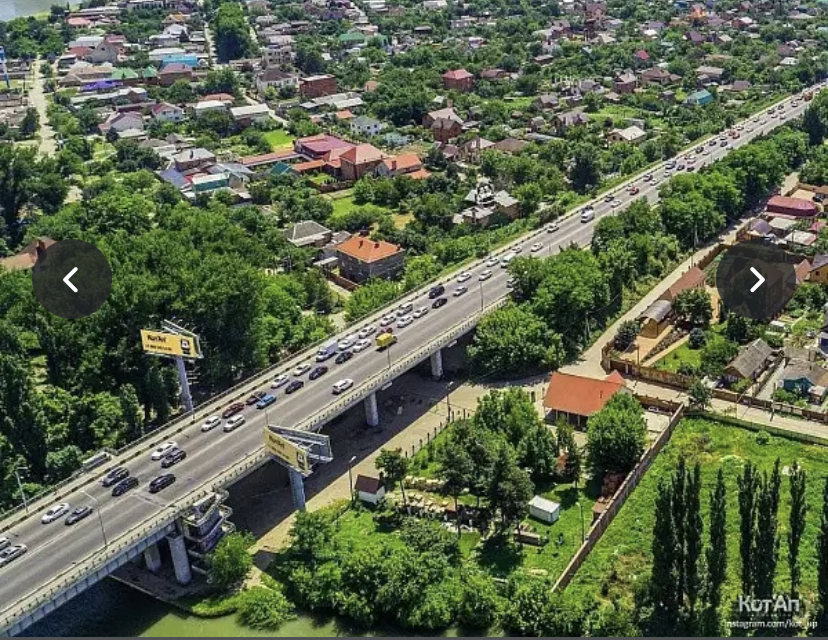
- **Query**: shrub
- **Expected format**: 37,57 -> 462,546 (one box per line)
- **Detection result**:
236,586 -> 294,631
688,328 -> 707,349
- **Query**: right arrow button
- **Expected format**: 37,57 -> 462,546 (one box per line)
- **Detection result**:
749,266 -> 765,293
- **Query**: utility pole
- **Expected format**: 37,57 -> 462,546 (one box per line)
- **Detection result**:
81,490 -> 108,549
14,467 -> 28,513
347,455 -> 357,504
576,501 -> 585,543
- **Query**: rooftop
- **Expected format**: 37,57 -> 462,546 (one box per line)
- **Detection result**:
336,236 -> 402,263
543,371 -> 626,417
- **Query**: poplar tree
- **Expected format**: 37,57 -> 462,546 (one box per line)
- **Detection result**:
685,462 -> 703,616
706,468 -> 728,609
787,462 -> 807,597
738,461 -> 759,594
754,459 -> 782,600
672,458 -> 688,601
816,478 -> 828,630
652,479 -> 679,631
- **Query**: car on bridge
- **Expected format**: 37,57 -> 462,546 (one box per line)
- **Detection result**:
358,325 -> 376,339
479,269 -> 493,280
413,306 -> 429,318
149,474 -> 176,494
41,503 -> 71,524
335,350 -> 353,364
221,402 -> 244,420
456,271 -> 472,283
428,284 -> 445,299
396,302 -> 413,316
151,441 -> 178,461
485,256 -> 499,267
112,476 -> 139,497
309,365 -> 328,380
530,242 -> 543,253
380,313 -> 396,327
292,363 -> 312,377
245,391 -> 266,406
224,415 -> 245,432
546,221 -> 559,232
353,338 -> 371,352
256,394 -> 277,410
101,466 -> 129,487
162,448 -> 187,468
0,537 -> 9,552
201,415 -> 222,432
0,544 -> 27,568
65,506 -> 93,526
432,297 -> 448,309
397,314 -> 413,328
454,285 -> 468,297
337,334 -> 357,351
285,379 -> 304,394
270,374 -> 289,389
332,378 -> 354,394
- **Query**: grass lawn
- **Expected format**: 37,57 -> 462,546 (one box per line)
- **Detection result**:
263,129 -> 295,150
653,340 -> 702,373
566,418 -> 828,612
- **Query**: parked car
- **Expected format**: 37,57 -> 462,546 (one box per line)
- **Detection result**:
162,448 -> 187,468
41,503 -> 71,524
256,394 -> 277,409
432,297 -> 448,309
271,374 -> 289,389
332,378 -> 354,394
335,350 -> 354,365
65,506 -> 94,526
112,476 -> 139,497
151,441 -> 177,461
201,415 -> 221,432
245,391 -> 266,406
224,414 -> 246,431
101,467 -> 129,487
221,402 -> 244,419
149,473 -> 176,494
309,365 -> 329,380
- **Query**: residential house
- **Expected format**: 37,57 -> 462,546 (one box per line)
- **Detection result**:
528,496 -> 561,524
339,143 -> 385,181
660,266 -> 705,302
457,136 -> 495,163
157,62 -> 192,86
255,68 -> 300,95
543,371 -> 627,428
695,65 -> 725,82
613,71 -> 637,94
354,475 -> 386,505
173,147 -> 216,171
150,102 -> 185,123
454,181 -> 519,227
767,195 -> 818,218
294,133 -> 354,160
553,110 -> 589,134
299,74 -> 337,98
376,153 -> 425,178
493,138 -> 529,155
724,338 -> 773,382
230,104 -> 272,126
480,68 -> 509,81
99,111 -> 144,136
534,94 -> 559,110
89,36 -> 122,64
284,220 -> 333,248
809,254 -> 828,285
442,69 -> 475,92
336,236 -> 405,283
639,67 -> 676,86
350,115 -> 385,137
685,89 -> 714,106
0,238 -> 56,271
193,100 -> 228,116
431,117 -> 463,143
607,125 -> 646,145
777,359 -> 828,402
638,299 -> 672,338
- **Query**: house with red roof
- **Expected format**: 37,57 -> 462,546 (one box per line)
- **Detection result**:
376,153 -> 426,179
336,236 -> 405,283
339,143 -> 385,181
158,62 -> 193,86
294,134 -> 355,160
442,69 -> 474,92
150,102 -> 185,123
659,266 -> 706,303
543,371 -> 628,427
766,195 -> 819,219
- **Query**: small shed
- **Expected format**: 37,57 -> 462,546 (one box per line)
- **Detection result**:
638,299 -> 673,338
354,474 -> 386,505
528,495 -> 561,524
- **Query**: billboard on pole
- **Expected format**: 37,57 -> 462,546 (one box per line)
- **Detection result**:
263,428 -> 311,474
140,329 -> 201,359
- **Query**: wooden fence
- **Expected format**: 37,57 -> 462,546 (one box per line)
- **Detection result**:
552,400 -> 685,592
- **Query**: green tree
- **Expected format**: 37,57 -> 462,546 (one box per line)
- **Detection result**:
685,462 -> 703,616
457,569 -> 502,629
753,459 -> 782,600
473,388 -> 541,446
651,479 -> 680,632
688,379 -> 712,410
737,461 -> 759,594
586,393 -> 647,475
700,335 -> 738,379
236,586 -> 294,631
487,443 -> 533,531
614,320 -> 639,351
570,143 -> 602,193
788,462 -> 807,597
673,288 -> 713,327
214,2 -> 256,62
344,278 -> 400,322
376,448 -> 410,506
726,314 -> 750,343
438,445 -> 473,537
817,477 -> 828,630
167,79 -> 197,104
207,531 -> 254,591
517,423 -> 559,485
706,468 -> 727,610
19,107 -> 39,139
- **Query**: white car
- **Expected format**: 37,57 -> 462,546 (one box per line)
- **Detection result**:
479,269 -> 493,281
457,271 -> 472,283
332,378 -> 354,394
530,242 -> 543,253
353,338 -> 371,352
201,415 -> 222,432
486,257 -> 499,267
292,363 -> 311,377
604,193 -> 614,202
151,441 -> 178,461
546,221 -> 559,233
454,285 -> 468,297
41,503 -> 71,524
271,374 -> 289,389
413,306 -> 429,318
396,302 -> 413,317
224,415 -> 245,432
397,314 -> 413,328
512,244 -> 523,253
380,314 -> 396,327
337,334 -> 357,351
0,544 -> 27,567
357,325 -> 376,339
0,537 -> 9,552
611,199 -> 621,208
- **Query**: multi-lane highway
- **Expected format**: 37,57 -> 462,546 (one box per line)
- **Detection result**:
0,84 -> 820,630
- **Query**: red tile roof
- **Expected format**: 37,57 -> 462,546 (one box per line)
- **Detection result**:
293,159 -> 327,172
443,69 -> 473,80
381,153 -> 421,172
661,266 -> 706,302
406,168 -> 431,180
240,150 -> 296,167
795,259 -> 811,284
337,236 -> 402,262
340,143 -> 384,166
767,195 -> 819,217
296,133 -> 354,156
543,371 -> 626,418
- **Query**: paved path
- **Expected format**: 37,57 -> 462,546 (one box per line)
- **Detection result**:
28,58 -> 56,157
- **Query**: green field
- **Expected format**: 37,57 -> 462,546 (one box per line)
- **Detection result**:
653,340 -> 701,372
566,418 -> 828,612
263,129 -> 295,150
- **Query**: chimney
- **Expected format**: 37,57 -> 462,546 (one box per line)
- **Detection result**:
374,242 -> 380,248
35,239 -> 47,261
359,239 -> 364,247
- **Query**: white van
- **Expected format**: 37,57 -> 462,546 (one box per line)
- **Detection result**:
500,251 -> 517,268
224,415 -> 246,432
580,206 -> 595,223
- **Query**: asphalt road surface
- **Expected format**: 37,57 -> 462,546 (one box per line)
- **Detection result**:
0,83 -> 819,625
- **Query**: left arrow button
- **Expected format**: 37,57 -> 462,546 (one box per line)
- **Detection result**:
63,267 -> 78,293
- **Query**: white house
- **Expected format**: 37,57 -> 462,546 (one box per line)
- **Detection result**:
150,102 -> 185,123
350,115 -> 385,136
607,125 -> 646,145
255,68 -> 300,95
528,495 -> 561,524
230,103 -> 272,125
193,100 -> 229,116
354,475 -> 386,505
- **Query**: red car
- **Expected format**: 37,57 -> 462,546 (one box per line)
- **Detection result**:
629,186 -> 640,195
221,402 -> 245,420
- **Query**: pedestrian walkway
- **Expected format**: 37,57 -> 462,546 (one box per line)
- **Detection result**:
28,58 -> 56,156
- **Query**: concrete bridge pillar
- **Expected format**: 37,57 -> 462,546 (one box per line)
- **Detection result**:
430,349 -> 444,380
364,392 -> 379,427
143,542 -> 162,573
167,533 -> 192,585
289,467 -> 307,512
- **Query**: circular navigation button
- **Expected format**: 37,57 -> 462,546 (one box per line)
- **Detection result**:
31,240 -> 112,320
715,239 -> 796,321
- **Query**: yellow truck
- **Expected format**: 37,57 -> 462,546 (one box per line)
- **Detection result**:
376,332 -> 397,350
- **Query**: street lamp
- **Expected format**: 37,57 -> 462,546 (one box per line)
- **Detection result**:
347,455 -> 357,504
386,343 -> 392,369
576,502 -> 585,544
445,380 -> 455,421
479,281 -> 484,311
80,489 -> 108,550
14,467 -> 28,513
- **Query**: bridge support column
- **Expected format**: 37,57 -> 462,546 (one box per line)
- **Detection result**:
143,542 -> 162,573
364,392 -> 379,427
289,467 -> 307,512
430,349 -> 444,380
167,533 -> 192,585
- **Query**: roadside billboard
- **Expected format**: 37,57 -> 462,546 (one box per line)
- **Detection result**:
263,428 -> 311,474
140,329 -> 201,359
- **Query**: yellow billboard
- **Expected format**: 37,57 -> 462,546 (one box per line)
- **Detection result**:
140,330 -> 200,359
263,428 -> 310,474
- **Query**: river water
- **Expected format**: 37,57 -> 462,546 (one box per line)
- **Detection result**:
0,0 -> 58,22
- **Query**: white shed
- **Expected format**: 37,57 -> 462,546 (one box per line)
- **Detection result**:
354,474 -> 386,505
528,495 -> 561,524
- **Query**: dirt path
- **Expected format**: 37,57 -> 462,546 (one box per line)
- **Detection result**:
28,57 -> 56,157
